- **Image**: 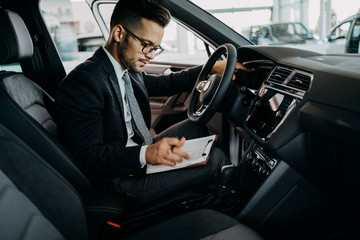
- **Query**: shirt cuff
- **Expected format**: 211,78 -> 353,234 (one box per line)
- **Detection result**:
139,145 -> 148,168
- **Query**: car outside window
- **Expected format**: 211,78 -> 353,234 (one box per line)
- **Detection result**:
348,19 -> 360,53
41,0 -> 103,73
330,21 -> 351,41
190,0 -> 360,55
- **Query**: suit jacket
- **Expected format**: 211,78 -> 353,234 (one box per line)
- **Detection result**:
55,47 -> 202,177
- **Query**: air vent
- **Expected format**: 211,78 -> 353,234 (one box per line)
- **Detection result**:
268,67 -> 292,84
288,73 -> 311,91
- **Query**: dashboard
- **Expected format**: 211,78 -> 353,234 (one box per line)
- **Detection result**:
230,45 -> 360,218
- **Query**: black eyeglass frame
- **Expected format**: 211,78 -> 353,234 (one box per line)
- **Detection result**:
122,26 -> 164,56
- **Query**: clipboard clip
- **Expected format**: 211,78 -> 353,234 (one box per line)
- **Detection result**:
202,139 -> 213,156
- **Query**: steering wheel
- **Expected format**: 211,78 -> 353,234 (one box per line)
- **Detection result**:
188,43 -> 237,123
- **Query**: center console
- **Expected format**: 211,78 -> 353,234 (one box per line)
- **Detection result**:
243,66 -> 313,178
245,66 -> 312,140
245,143 -> 277,178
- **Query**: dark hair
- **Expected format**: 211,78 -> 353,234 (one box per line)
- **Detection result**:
110,0 -> 171,31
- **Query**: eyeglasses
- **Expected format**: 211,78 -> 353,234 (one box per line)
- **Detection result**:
122,26 -> 164,56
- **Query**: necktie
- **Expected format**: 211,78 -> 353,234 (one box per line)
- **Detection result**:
122,71 -> 153,145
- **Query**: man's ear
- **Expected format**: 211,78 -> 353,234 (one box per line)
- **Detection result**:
112,24 -> 123,42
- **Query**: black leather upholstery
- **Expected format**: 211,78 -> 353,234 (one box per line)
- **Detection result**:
0,123 -> 263,240
0,9 -> 33,63
0,169 -> 66,240
0,124 -> 88,240
0,9 -> 91,190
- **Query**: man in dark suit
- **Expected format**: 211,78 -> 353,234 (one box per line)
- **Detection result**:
56,0 -> 247,208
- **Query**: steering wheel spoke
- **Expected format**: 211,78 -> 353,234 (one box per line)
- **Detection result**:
194,104 -> 209,117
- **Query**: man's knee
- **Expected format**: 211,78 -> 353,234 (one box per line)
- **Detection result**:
210,148 -> 231,166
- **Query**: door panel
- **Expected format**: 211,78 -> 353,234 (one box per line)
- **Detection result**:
144,62 -> 197,134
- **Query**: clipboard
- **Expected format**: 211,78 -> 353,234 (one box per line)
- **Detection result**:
146,134 -> 218,174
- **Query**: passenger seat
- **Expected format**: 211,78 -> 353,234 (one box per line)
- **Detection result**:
0,8 -> 91,190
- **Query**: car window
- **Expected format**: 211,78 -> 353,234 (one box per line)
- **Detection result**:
41,0 -> 104,73
348,19 -> 360,53
294,23 -> 307,35
40,0 -> 360,61
352,19 -> 360,39
40,0 -> 209,73
272,23 -> 296,37
331,21 -> 351,41
190,0 -> 360,55
0,63 -> 22,72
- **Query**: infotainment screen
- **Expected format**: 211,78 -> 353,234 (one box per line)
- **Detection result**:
246,89 -> 297,139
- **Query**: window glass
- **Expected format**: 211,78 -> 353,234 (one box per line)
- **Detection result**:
0,63 -> 22,72
190,0 -> 360,54
352,20 -> 360,38
294,23 -> 307,35
331,21 -> 351,40
41,0 -> 104,73
155,20 -> 208,64
41,0 -> 209,73
348,19 -> 360,53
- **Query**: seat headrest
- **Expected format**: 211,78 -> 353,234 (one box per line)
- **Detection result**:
0,10 -> 34,64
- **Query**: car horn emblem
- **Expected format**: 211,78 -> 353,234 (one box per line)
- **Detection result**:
196,80 -> 211,93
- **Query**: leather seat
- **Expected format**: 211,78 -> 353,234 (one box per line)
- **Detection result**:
0,9 -> 91,190
0,10 -> 128,234
0,122 -> 263,240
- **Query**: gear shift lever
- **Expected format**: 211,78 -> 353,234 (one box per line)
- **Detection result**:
218,164 -> 237,197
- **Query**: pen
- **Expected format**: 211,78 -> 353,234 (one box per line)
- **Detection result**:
202,139 -> 213,156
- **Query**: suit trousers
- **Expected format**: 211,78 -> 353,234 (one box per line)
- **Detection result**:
111,119 -> 231,209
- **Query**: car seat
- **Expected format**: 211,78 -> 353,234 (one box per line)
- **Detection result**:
0,123 -> 263,240
0,9 -> 91,190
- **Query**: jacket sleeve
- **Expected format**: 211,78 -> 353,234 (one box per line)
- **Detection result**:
55,68 -> 145,177
143,65 -> 203,97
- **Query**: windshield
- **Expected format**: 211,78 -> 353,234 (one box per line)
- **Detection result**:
190,0 -> 360,54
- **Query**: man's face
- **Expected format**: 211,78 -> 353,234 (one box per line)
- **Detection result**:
118,19 -> 164,73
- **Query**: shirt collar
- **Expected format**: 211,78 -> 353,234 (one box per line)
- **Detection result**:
102,46 -> 127,78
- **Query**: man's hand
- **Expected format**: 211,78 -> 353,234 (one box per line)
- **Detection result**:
211,60 -> 254,80
145,137 -> 190,166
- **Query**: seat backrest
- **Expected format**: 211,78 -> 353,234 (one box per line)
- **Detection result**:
0,9 -> 91,190
0,123 -> 88,240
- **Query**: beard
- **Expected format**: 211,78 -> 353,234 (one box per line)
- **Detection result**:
118,38 -> 149,73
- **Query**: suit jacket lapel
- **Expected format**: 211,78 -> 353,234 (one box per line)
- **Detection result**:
94,47 -> 151,129
108,72 -> 125,115
94,47 -> 126,124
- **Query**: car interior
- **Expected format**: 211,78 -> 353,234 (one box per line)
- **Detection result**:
0,0 -> 360,239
